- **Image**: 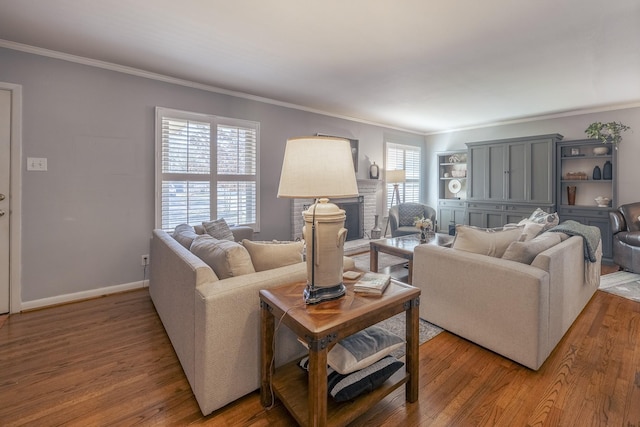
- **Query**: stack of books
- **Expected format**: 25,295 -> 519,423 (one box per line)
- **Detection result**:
354,272 -> 391,296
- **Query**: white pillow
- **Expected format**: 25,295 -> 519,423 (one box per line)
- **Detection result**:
242,240 -> 304,272
502,232 -> 562,264
452,225 -> 524,258
190,235 -> 255,279
327,326 -> 404,375
521,208 -> 559,232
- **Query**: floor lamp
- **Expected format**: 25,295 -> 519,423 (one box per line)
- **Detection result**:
277,136 -> 359,304
384,169 -> 406,237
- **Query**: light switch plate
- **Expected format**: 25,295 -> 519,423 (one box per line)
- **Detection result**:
27,157 -> 47,171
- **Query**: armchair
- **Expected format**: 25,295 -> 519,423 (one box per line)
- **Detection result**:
609,202 -> 640,273
388,203 -> 436,237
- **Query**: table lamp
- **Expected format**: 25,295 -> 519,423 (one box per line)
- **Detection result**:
278,136 -> 359,304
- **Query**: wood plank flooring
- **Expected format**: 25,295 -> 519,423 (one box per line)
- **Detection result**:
1,268 -> 639,426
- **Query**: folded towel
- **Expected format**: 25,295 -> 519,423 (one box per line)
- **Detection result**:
548,220 -> 601,263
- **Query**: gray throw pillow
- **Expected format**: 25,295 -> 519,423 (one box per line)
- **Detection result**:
398,203 -> 424,227
502,232 -> 562,264
173,223 -> 199,249
202,218 -> 235,241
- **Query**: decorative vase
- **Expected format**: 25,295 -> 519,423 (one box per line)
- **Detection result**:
420,229 -> 427,243
603,161 -> 612,180
370,214 -> 381,239
369,162 -> 379,180
592,165 -> 601,180
567,185 -> 577,205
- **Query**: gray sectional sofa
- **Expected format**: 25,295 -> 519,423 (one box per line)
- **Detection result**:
149,226 -> 354,415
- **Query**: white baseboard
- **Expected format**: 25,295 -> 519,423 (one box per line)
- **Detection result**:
20,280 -> 149,312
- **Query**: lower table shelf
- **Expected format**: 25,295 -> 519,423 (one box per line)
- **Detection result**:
272,358 -> 408,427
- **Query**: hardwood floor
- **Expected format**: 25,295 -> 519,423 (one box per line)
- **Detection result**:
1,267 -> 638,426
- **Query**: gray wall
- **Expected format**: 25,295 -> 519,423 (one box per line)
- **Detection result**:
424,107 -> 640,209
1,47 -> 417,304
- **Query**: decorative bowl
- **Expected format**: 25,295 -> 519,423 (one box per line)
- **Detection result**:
595,196 -> 610,207
593,146 -> 609,155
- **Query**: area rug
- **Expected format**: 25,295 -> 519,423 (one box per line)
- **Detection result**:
375,313 -> 442,358
599,271 -> 640,302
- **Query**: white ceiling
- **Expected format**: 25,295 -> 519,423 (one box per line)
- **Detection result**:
1,0 -> 639,134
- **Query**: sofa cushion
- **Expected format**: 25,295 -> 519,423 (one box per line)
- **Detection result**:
502,232 -> 563,264
398,203 -> 424,226
299,355 -> 404,402
521,208 -> 559,232
190,235 -> 255,279
242,240 -> 304,272
173,224 -> 199,249
327,325 -> 404,374
453,225 -> 524,258
202,218 -> 235,241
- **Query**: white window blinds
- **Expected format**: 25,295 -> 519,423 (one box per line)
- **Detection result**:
156,108 -> 259,232
385,142 -> 422,208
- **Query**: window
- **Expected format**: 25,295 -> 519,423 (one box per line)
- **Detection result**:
385,141 -> 421,209
155,107 -> 259,232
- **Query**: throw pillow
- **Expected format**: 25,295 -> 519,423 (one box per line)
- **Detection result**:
502,232 -> 563,264
452,225 -> 524,258
242,240 -> 304,272
327,326 -> 404,374
398,203 -> 425,227
522,208 -> 559,232
173,224 -> 199,249
202,218 -> 235,241
298,355 -> 404,402
190,235 -> 255,279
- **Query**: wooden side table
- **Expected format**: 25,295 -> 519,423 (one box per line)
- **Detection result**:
260,280 -> 420,427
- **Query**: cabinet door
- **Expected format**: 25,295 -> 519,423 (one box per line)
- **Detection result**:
467,210 -> 486,228
437,207 -> 453,233
468,146 -> 487,200
529,139 -> 553,204
487,144 -> 506,200
506,142 -> 527,201
584,217 -> 613,260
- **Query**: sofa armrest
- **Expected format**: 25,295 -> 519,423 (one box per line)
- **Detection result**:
231,225 -> 254,242
609,211 -> 626,234
413,244 -> 550,369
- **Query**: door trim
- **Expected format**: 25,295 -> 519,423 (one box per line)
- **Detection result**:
1,82 -> 22,313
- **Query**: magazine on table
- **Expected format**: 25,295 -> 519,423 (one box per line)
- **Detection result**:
354,272 -> 391,295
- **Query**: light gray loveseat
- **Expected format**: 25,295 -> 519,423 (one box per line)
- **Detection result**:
413,232 -> 601,370
149,227 -> 355,415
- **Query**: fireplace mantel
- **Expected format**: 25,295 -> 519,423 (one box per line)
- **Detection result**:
289,179 -> 381,241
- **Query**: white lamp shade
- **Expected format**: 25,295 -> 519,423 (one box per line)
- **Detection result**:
386,169 -> 406,183
278,136 -> 358,199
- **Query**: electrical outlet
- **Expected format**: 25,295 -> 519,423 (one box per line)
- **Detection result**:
141,254 -> 150,266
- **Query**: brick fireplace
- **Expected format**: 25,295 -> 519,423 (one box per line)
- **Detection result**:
289,180 -> 381,241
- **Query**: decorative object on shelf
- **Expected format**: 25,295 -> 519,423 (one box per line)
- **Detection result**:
278,136 -> 358,304
564,171 -> 588,180
585,121 -> 631,150
595,196 -> 611,207
371,214 -> 381,239
593,165 -> 602,180
451,170 -> 466,178
593,146 -> 609,155
369,161 -> 379,179
414,216 -> 434,243
448,179 -> 462,194
571,148 -> 580,156
448,154 -> 461,163
567,186 -> 577,205
603,160 -> 612,180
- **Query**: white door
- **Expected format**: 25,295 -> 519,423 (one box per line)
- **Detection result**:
0,89 -> 10,314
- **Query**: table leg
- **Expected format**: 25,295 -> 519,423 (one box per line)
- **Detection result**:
370,246 -> 379,273
407,258 -> 413,284
405,298 -> 419,402
308,346 -> 328,427
260,302 -> 275,407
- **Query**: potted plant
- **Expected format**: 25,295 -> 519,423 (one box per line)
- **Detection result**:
585,121 -> 631,150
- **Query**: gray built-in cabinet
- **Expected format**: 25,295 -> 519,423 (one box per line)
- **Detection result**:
436,150 -> 467,234
465,134 -> 563,228
556,139 -> 617,261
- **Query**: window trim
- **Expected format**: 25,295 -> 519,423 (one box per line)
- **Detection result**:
154,107 -> 260,232
384,140 -> 422,212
